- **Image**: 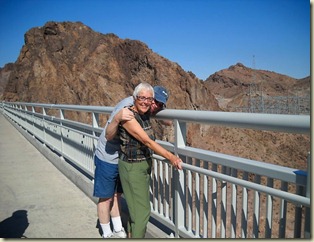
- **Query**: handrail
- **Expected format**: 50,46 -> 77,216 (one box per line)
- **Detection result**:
6,102 -> 310,134
156,109 -> 310,134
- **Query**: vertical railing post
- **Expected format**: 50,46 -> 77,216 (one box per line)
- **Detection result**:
31,106 -> 35,136
173,119 -> 186,238
20,105 -> 24,127
59,109 -> 65,159
91,112 -> 99,179
304,152 -> 311,238
92,112 -> 99,151
42,107 -> 47,146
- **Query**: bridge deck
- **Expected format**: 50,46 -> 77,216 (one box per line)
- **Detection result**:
0,114 -> 165,238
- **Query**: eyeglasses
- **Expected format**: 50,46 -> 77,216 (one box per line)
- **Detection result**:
136,96 -> 154,102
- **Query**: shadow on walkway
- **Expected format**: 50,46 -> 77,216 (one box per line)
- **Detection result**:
0,210 -> 29,238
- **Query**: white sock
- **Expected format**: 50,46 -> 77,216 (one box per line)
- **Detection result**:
100,222 -> 112,237
111,216 -> 123,232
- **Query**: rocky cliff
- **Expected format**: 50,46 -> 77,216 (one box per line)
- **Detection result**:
0,63 -> 14,100
1,21 -> 218,111
204,63 -> 310,111
0,21 -> 310,170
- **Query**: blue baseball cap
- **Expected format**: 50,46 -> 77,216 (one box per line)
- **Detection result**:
153,86 -> 169,106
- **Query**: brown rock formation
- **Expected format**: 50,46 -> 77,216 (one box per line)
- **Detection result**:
0,21 -> 310,171
204,63 -> 310,110
0,63 -> 14,100
2,21 -> 218,111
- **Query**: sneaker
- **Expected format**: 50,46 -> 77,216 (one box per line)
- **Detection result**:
102,232 -> 114,238
113,227 -> 127,238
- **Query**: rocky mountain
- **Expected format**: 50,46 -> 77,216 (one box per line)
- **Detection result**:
204,63 -> 310,111
0,63 -> 14,100
0,21 -> 310,171
1,21 -> 217,111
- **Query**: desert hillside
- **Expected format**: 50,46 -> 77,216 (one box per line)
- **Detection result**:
0,21 -> 310,171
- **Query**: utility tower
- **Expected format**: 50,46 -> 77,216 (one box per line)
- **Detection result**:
235,56 -> 310,114
249,55 -> 258,112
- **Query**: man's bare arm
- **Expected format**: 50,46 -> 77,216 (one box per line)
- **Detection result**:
159,120 -> 172,126
105,108 -> 134,140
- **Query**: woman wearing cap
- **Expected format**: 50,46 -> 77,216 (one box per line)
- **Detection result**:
117,82 -> 183,238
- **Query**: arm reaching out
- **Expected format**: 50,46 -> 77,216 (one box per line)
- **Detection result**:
159,120 -> 172,126
121,118 -> 183,170
105,108 -> 134,140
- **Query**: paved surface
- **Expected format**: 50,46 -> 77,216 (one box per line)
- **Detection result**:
0,114 -> 167,239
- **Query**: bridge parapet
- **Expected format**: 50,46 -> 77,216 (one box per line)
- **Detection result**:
1,102 -> 310,238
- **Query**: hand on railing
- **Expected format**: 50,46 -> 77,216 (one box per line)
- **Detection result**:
170,155 -> 183,170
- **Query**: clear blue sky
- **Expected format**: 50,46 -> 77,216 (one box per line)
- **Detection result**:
0,0 -> 310,80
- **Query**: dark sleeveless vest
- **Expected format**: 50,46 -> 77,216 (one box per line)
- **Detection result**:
119,106 -> 155,162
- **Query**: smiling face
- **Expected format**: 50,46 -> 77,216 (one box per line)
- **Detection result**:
134,89 -> 154,115
150,99 -> 165,115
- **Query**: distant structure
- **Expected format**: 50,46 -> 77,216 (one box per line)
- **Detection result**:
233,55 -> 310,115
235,85 -> 310,115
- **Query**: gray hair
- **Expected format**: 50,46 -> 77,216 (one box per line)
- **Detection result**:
133,82 -> 154,98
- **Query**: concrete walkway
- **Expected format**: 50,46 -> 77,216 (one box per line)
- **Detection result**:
0,113 -> 169,239
0,114 -> 102,238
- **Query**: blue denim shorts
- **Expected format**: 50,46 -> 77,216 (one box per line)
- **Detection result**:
93,155 -> 123,198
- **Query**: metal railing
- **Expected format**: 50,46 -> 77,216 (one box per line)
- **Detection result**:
1,101 -> 311,238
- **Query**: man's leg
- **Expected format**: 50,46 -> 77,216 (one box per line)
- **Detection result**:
94,156 -> 124,238
98,194 -> 126,238
110,193 -> 123,233
97,197 -> 114,237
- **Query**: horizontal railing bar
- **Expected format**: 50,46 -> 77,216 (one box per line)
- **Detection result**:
156,141 -> 306,185
9,102 -> 114,114
179,147 -> 307,185
180,162 -> 309,207
155,109 -> 310,134
16,108 -> 103,135
43,120 -> 100,140
152,153 -> 309,207
43,116 -> 103,134
5,102 -> 310,134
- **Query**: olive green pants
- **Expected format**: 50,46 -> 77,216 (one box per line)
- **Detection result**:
118,158 -> 152,238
